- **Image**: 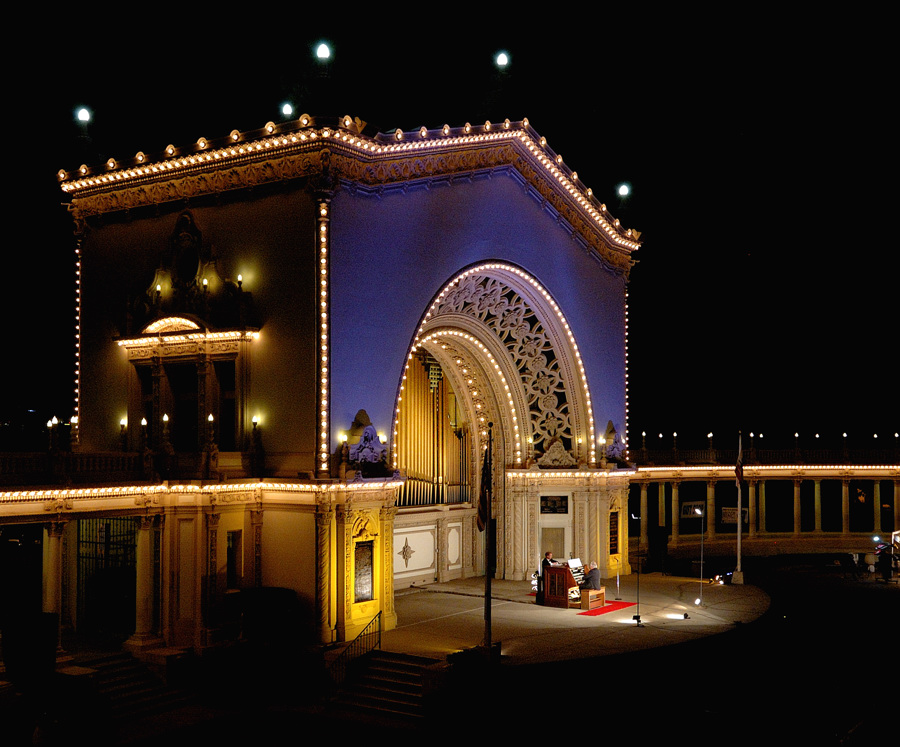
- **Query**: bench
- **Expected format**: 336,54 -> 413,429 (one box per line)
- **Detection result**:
580,587 -> 606,610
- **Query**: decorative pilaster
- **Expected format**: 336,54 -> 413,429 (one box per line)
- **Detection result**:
250,508 -> 264,588
315,196 -> 332,479
204,511 -> 219,637
436,516 -> 448,582
380,502 -> 398,629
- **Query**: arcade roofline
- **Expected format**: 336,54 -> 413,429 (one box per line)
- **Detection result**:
56,115 -> 640,269
2,463 -> 897,509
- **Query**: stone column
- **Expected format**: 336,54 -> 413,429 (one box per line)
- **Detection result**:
125,515 -> 164,652
706,481 -> 716,537
639,482 -> 649,548
842,480 -> 850,535
671,481 -> 681,544
872,482 -> 881,534
894,480 -> 900,536
657,482 -> 666,528
793,480 -> 802,536
315,495 -> 336,643
747,480 -> 757,538
759,480 -> 767,534
43,521 -> 66,650
814,480 -> 822,533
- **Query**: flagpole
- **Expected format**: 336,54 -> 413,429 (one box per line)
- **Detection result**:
734,431 -> 744,585
483,424 -> 493,651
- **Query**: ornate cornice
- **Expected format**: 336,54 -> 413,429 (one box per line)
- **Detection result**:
59,117 -> 639,275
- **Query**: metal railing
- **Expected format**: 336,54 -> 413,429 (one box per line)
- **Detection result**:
327,611 -> 382,687
398,475 -> 471,507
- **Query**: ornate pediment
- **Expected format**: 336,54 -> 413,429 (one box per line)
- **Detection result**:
536,440 -> 577,468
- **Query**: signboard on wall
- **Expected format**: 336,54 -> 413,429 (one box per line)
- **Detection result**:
541,495 -> 568,514
609,511 -> 619,555
721,507 -> 749,524
355,540 -> 374,603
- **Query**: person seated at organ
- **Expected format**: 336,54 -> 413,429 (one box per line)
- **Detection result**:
580,561 -> 601,590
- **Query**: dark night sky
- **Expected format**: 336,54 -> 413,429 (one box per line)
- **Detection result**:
6,16 -> 896,451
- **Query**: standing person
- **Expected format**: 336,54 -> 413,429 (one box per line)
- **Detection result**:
542,551 -> 560,569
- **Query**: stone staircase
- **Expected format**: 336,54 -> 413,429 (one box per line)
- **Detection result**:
331,650 -> 445,726
67,651 -> 195,722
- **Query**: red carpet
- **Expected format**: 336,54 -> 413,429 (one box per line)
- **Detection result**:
577,601 -> 636,616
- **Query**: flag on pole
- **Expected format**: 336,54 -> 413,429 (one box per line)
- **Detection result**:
735,432 -> 744,487
477,442 -> 492,532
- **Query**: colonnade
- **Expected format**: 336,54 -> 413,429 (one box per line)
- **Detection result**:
634,466 -> 899,546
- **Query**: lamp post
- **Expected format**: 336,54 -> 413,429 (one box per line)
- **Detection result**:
631,512 -> 643,626
695,506 -> 705,607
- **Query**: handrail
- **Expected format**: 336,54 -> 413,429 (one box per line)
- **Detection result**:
328,611 -> 382,687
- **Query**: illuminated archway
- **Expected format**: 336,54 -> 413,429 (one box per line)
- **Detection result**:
393,262 -> 597,474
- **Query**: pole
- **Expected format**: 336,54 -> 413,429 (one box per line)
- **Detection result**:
483,424 -> 493,651
734,431 -> 745,584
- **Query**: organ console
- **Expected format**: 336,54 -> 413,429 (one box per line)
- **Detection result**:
540,558 -> 586,608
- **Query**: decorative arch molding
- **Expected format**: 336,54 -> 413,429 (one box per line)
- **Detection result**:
392,262 -> 598,472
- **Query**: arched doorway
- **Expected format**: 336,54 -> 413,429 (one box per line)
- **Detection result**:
392,262 -> 601,580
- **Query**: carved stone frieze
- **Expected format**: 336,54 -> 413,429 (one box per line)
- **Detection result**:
431,272 -> 579,459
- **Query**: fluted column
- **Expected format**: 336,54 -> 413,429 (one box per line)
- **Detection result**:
793,480 -> 802,536
706,481 -> 716,537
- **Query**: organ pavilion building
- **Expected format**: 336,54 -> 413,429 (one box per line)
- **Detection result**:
3,114 -> 639,652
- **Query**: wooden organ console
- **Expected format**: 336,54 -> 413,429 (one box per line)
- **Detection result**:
540,559 -> 586,608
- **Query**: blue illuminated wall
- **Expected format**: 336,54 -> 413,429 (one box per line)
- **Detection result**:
329,173 -> 627,452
